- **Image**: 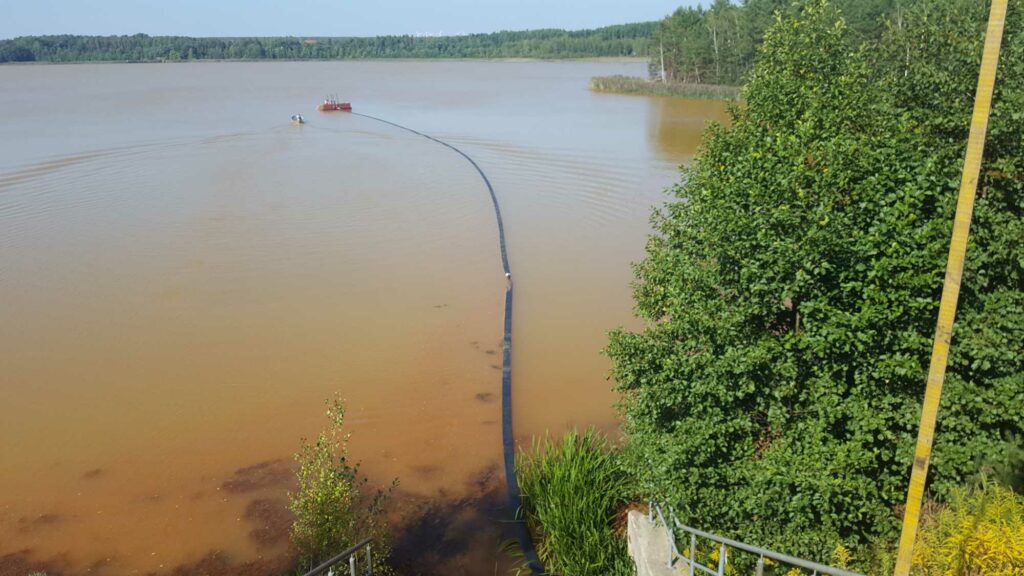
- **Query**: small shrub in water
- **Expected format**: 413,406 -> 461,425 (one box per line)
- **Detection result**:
289,397 -> 393,572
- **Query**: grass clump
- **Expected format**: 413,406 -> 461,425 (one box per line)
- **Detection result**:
589,75 -> 739,100
516,429 -> 633,576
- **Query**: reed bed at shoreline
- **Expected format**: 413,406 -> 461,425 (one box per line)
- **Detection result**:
590,75 -> 740,100
516,429 -> 634,576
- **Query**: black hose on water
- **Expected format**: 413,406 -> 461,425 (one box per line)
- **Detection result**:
349,112 -> 543,575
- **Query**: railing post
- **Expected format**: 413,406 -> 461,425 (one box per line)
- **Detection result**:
666,516 -> 674,569
349,554 -> 356,576
689,534 -> 696,576
366,544 -> 373,576
756,555 -> 765,576
717,543 -> 726,576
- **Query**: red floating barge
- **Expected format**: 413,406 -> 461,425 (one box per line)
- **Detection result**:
318,96 -> 352,112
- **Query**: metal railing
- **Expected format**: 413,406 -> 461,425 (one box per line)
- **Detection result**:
301,537 -> 374,576
650,503 -> 864,576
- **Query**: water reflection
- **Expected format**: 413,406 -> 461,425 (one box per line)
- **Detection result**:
647,95 -> 731,163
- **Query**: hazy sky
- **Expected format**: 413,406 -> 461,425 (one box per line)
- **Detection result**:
0,0 -> 697,39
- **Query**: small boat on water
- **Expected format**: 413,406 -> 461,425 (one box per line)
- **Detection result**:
291,114 -> 305,124
318,95 -> 352,112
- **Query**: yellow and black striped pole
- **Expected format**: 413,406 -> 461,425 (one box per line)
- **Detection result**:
892,1 -> 1008,574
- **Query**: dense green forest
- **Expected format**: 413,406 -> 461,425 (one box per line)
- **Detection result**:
650,0 -> 902,85
0,23 -> 654,63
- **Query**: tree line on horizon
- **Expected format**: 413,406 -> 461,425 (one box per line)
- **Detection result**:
0,0 -> 908,77
0,23 -> 654,63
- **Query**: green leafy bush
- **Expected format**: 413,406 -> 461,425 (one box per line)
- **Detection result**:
608,0 -> 1023,563
516,429 -> 633,576
289,398 -> 393,572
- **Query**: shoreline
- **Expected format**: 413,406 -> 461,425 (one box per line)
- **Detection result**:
0,56 -> 648,66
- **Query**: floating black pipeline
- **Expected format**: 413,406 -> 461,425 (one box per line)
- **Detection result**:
352,112 -> 542,575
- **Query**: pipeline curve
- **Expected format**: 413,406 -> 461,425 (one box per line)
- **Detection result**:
349,112 -> 542,574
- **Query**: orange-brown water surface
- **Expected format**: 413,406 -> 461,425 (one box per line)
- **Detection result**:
0,61 -> 728,575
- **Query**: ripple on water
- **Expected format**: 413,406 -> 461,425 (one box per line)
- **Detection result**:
448,138 -> 657,227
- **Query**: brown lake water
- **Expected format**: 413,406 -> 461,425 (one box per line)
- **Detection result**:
0,60 -> 728,575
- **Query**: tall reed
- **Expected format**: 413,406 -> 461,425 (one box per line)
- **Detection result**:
516,429 -> 633,576
590,75 -> 740,100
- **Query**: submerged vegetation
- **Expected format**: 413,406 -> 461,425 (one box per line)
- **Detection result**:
289,398 -> 394,574
516,429 -> 633,576
0,23 -> 655,63
606,0 -> 1023,568
589,75 -> 739,100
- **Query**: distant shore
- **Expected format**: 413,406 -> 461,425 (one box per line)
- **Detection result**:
0,24 -> 655,64
0,56 -> 648,66
589,75 -> 740,100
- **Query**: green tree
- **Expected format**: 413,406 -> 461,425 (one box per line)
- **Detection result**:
877,0 -> 1024,501
649,0 -> 906,87
608,0 -> 1023,564
289,398 -> 393,571
0,44 -> 35,62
